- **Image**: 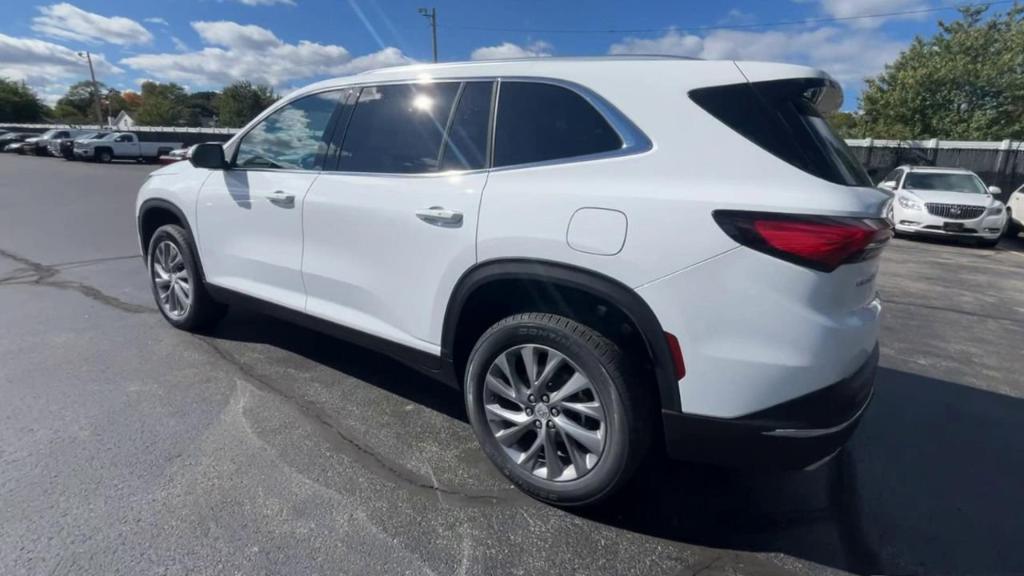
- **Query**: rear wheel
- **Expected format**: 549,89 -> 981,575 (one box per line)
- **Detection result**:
147,224 -> 226,331
464,313 -> 650,506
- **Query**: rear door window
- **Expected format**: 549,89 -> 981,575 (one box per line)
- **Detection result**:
690,79 -> 872,187
493,81 -> 622,167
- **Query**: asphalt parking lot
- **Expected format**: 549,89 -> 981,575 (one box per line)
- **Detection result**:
1,153 -> 1022,576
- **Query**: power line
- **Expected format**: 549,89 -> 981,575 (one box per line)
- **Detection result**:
437,1 -> 1017,35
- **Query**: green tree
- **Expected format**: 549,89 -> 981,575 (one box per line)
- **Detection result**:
826,111 -> 865,139
0,78 -> 47,122
135,81 -> 189,126
52,80 -> 105,122
858,4 -> 1024,140
217,81 -> 277,128
186,91 -> 220,126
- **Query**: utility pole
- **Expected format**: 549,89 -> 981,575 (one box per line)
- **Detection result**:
418,7 -> 438,63
78,51 -> 104,125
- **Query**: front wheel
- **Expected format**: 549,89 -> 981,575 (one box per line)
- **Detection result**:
464,313 -> 651,507
147,224 -> 226,331
97,149 -> 112,163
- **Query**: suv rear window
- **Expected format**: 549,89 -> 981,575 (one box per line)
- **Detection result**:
690,79 -> 871,187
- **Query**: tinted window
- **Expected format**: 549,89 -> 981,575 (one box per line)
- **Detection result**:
338,82 -> 461,174
440,82 -> 493,171
494,82 -> 622,167
690,79 -> 872,187
236,91 -> 340,170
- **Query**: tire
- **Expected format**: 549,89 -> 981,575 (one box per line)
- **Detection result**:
97,149 -> 112,163
147,224 -> 227,331
465,313 -> 651,507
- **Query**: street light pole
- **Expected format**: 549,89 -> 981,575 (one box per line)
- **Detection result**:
78,51 -> 104,126
418,7 -> 438,63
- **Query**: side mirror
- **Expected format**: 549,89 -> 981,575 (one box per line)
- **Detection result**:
190,143 -> 227,169
879,181 -> 897,190
988,185 -> 1002,196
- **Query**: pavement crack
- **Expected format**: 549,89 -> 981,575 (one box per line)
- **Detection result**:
197,336 -> 517,507
0,248 -> 154,314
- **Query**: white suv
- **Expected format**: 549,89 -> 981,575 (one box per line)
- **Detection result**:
136,57 -> 891,505
880,165 -> 1007,246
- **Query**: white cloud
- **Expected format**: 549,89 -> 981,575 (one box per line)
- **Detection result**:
470,41 -> 553,60
232,0 -> 296,5
171,36 -> 189,52
32,3 -> 153,46
144,17 -> 169,26
121,20 -> 411,89
0,33 -> 123,104
609,26 -> 905,94
813,0 -> 929,28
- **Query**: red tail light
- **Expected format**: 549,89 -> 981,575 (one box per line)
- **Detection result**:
713,211 -> 892,272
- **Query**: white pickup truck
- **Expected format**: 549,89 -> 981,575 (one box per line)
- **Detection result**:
74,132 -> 184,163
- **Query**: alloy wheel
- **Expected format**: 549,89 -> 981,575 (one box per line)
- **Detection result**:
483,344 -> 607,482
152,240 -> 192,318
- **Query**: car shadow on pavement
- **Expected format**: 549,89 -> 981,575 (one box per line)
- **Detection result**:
583,367 -> 1024,575
204,312 -> 1024,575
205,309 -> 469,423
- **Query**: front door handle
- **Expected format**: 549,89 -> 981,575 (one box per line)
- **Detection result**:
415,206 -> 463,227
268,190 -> 295,208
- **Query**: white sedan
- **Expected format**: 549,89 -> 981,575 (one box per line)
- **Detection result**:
879,165 -> 1007,247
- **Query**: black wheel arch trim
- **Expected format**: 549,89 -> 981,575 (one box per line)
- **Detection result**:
137,198 -> 208,282
441,258 -> 682,412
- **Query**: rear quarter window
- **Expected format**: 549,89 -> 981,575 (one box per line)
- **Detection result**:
690,79 -> 872,187
494,81 -> 622,167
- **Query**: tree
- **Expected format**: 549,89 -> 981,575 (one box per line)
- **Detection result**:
217,81 -> 277,128
826,111 -> 866,139
858,4 -> 1024,140
52,80 -> 104,122
186,91 -> 220,126
135,81 -> 189,126
0,78 -> 47,122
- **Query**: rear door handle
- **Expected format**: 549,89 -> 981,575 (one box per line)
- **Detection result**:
268,190 -> 295,208
415,206 -> 463,227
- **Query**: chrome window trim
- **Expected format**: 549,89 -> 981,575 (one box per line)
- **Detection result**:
226,75 -> 652,177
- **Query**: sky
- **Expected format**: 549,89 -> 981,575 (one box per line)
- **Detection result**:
0,0 -> 998,110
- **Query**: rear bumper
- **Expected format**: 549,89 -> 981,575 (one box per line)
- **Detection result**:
662,344 -> 878,469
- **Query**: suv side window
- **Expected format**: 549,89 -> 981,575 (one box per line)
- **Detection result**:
493,81 -> 622,167
440,81 -> 494,171
338,82 -> 461,174
235,90 -> 341,170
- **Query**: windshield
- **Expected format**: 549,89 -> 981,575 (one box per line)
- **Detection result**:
903,172 -> 988,194
97,133 -> 119,141
39,130 -> 57,139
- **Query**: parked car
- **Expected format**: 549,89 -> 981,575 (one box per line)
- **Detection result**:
32,129 -> 89,156
158,146 -> 191,165
1006,183 -> 1024,238
55,131 -> 108,160
0,132 -> 32,152
137,57 -> 892,505
879,165 -> 1007,247
75,132 -> 184,163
